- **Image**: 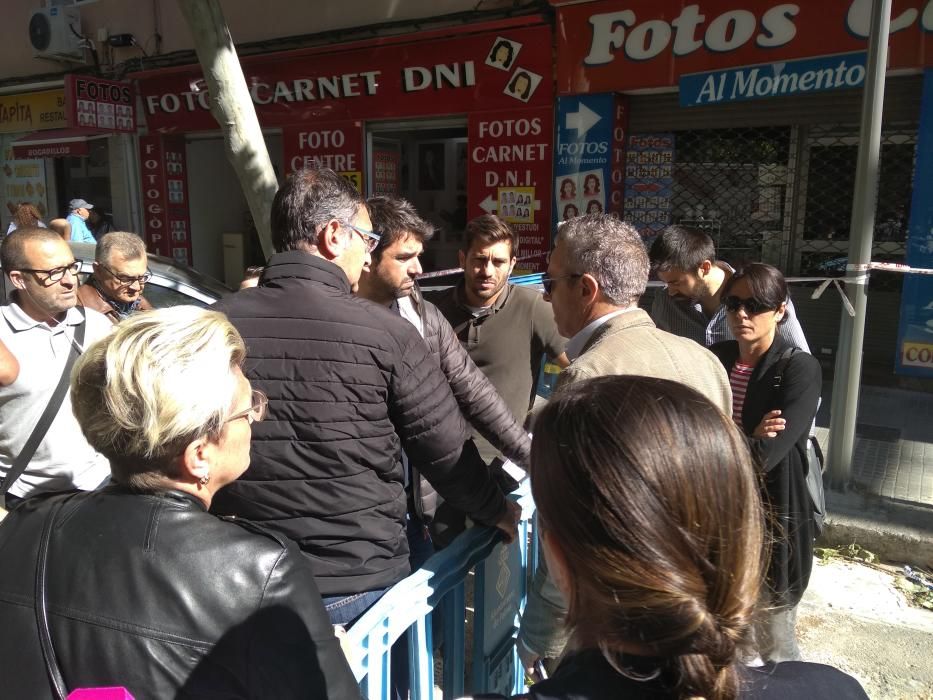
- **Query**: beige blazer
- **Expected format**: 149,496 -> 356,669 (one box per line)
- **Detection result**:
556,308 -> 732,416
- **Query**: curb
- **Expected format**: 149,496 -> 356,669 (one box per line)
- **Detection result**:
818,488 -> 933,568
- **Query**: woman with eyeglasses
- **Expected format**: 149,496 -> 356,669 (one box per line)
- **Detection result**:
710,263 -> 822,664
0,307 -> 361,700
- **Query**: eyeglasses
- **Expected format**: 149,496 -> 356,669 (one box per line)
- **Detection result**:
541,273 -> 582,295
225,389 -> 268,426
722,296 -> 778,315
18,260 -> 82,283
99,263 -> 152,286
343,222 -> 382,253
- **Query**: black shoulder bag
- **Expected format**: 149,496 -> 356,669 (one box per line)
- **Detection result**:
0,309 -> 87,500
772,346 -> 827,536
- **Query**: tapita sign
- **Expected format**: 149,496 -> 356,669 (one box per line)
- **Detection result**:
679,51 -> 867,107
555,0 -> 932,94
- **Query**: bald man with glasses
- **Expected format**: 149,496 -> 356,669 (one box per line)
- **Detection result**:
0,227 -> 112,508
77,231 -> 153,323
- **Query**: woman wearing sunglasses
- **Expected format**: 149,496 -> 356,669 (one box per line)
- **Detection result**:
0,307 -> 360,699
710,263 -> 822,664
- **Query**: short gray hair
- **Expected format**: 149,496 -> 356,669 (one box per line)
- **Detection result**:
555,214 -> 649,306
71,306 -> 246,488
96,231 -> 147,264
271,168 -> 365,253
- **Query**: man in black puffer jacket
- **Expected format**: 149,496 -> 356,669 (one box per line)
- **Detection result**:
212,169 -> 519,624
358,196 -> 532,559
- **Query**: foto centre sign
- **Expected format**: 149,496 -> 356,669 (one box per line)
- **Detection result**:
680,52 -> 867,107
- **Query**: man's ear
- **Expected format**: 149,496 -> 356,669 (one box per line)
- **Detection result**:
507,257 -> 517,277
458,249 -> 466,269
8,270 -> 25,290
579,273 -> 600,304
317,219 -> 346,259
697,260 -> 713,277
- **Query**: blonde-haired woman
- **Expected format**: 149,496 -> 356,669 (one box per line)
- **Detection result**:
0,306 -> 361,700
520,376 -> 865,700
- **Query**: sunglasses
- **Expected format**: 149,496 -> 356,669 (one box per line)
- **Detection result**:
722,296 -> 778,315
541,273 -> 581,295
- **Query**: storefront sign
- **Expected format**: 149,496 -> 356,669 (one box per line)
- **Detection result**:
139,134 -> 192,264
623,133 -> 675,241
680,51 -> 867,107
1,139 -> 49,223
136,24 -> 552,131
896,68 -> 933,378
65,75 -> 135,132
556,0 -> 932,94
0,90 -> 67,134
468,107 -> 553,272
554,94 -> 614,223
282,121 -> 364,191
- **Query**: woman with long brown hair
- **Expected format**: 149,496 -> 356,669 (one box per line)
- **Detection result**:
6,202 -> 45,234
522,376 -> 864,699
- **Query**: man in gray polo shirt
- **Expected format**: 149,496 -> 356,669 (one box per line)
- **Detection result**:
0,227 -> 112,507
426,215 -> 568,460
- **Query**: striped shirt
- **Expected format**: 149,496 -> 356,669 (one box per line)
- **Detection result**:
649,264 -> 811,353
729,361 -> 756,426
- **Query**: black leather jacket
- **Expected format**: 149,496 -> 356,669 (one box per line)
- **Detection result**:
0,486 -> 361,700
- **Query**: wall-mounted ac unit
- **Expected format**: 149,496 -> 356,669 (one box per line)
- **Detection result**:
29,6 -> 84,61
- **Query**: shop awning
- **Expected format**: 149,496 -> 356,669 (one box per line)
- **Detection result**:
11,128 -> 110,159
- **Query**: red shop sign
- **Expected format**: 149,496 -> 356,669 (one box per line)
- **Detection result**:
556,0 -> 933,94
65,74 -> 135,132
136,23 -> 552,132
282,121 -> 364,191
468,107 -> 553,273
138,134 -> 192,264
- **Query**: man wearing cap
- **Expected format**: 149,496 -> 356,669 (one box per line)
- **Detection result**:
66,199 -> 98,244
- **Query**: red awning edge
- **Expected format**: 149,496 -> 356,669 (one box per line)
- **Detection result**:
11,128 -> 110,159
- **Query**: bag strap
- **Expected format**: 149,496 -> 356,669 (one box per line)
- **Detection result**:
35,496 -> 70,700
1,309 -> 86,495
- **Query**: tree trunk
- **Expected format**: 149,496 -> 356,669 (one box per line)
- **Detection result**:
177,0 -> 276,259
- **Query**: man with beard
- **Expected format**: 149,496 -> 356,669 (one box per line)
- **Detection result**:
649,225 -> 809,350
426,215 -> 568,460
358,197 -> 530,557
0,228 -> 111,507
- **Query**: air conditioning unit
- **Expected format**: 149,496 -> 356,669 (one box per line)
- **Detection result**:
29,6 -> 84,61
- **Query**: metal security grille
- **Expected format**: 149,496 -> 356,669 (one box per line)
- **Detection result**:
624,123 -> 918,291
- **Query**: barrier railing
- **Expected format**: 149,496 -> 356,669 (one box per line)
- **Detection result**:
346,477 -> 537,700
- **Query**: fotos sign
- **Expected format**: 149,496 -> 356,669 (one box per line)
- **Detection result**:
65,75 -> 135,132
556,0 -> 932,94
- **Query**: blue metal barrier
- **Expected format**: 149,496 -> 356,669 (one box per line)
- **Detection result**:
346,479 -> 537,700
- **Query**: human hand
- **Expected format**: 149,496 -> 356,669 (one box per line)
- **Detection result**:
493,499 -> 521,544
753,409 -> 786,439
518,639 -> 548,684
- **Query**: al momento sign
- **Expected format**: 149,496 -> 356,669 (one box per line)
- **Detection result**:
135,22 -> 552,132
555,0 -> 933,94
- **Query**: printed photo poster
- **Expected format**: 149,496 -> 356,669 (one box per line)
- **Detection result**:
555,169 -> 606,222
373,149 -> 400,196
499,186 -> 535,225
623,133 -> 676,242
1,136 -> 49,228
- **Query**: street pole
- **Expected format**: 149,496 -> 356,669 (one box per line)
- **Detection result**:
825,0 -> 891,489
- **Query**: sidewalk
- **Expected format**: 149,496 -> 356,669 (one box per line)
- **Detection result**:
815,381 -> 933,567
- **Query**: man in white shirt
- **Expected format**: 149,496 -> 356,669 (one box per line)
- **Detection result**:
0,227 -> 112,507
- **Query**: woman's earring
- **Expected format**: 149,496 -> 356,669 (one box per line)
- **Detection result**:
199,473 -> 211,486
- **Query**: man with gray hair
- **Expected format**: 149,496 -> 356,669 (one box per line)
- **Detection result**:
212,168 -> 518,629
76,231 -> 153,323
518,213 -> 732,676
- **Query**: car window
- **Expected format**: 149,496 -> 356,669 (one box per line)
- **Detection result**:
143,282 -> 212,309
